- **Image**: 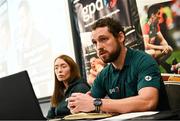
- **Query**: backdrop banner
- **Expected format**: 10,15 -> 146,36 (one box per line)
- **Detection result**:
72,0 -> 143,78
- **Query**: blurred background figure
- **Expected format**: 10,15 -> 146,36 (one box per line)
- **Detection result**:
87,57 -> 106,85
16,0 -> 48,50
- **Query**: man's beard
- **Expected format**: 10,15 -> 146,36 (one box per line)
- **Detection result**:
101,41 -> 121,63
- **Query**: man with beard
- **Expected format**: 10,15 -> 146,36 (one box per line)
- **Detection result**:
67,17 -> 169,114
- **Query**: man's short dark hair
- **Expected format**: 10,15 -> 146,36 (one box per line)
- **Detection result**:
147,4 -> 161,18
91,17 -> 124,37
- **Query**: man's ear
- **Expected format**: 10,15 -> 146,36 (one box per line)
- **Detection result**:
117,31 -> 125,43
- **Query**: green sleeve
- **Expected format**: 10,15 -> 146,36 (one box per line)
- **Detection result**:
137,54 -> 161,91
91,72 -> 107,98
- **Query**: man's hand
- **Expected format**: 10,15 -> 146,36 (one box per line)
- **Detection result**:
67,93 -> 95,114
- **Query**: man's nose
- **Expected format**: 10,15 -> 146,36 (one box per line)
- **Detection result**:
96,42 -> 103,50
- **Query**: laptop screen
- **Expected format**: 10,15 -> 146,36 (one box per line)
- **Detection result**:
0,71 -> 46,120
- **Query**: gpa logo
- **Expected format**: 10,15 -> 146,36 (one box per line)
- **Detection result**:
145,76 -> 152,81
109,86 -> 119,94
82,0 -> 118,22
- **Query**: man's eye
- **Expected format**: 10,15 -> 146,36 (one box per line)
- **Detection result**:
93,42 -> 97,47
99,38 -> 107,43
92,41 -> 97,47
92,39 -> 96,45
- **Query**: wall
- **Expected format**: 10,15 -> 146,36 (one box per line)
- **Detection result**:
40,101 -> 50,117
0,0 -> 75,99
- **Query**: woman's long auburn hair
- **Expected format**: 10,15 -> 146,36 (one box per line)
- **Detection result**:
51,55 -> 81,106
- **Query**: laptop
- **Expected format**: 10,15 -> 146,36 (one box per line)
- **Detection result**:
0,70 -> 46,120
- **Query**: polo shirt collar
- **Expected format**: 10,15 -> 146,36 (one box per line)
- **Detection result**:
110,47 -> 131,72
124,47 -> 132,66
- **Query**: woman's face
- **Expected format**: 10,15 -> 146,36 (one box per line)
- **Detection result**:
54,58 -> 71,82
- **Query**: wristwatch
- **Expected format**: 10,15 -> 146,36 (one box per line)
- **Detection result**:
93,98 -> 102,113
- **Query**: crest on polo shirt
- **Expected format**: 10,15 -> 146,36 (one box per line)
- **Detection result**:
145,75 -> 152,81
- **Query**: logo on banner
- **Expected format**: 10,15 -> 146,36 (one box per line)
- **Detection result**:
82,0 -> 118,22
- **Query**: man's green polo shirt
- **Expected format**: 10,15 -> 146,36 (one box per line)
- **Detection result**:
91,48 -> 161,99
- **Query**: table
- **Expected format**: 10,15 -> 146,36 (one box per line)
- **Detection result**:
50,110 -> 180,120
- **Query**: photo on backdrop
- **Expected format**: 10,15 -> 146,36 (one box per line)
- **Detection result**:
136,0 -> 180,74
